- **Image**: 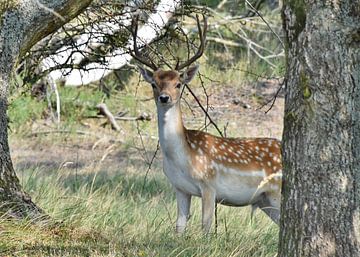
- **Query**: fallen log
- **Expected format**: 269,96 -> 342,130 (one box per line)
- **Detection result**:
96,103 -> 122,132
86,112 -> 152,121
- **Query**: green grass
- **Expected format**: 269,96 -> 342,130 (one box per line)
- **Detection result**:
8,95 -> 47,132
0,167 -> 278,256
53,86 -> 105,124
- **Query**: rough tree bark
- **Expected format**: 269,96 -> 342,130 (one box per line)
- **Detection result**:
0,0 -> 92,218
279,1 -> 360,256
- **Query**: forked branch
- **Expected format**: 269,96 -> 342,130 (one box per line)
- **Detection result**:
175,14 -> 207,71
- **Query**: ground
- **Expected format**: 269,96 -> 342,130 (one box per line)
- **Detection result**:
11,78 -> 284,171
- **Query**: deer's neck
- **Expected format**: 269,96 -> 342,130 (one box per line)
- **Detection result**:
157,102 -> 188,158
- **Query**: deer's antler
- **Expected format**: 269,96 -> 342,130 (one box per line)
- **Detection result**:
129,15 -> 158,71
175,14 -> 207,71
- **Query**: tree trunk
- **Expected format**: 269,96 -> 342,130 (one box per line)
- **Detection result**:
279,1 -> 360,256
0,75 -> 45,218
0,0 -> 92,218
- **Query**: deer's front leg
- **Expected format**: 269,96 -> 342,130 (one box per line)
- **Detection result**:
175,189 -> 192,234
201,186 -> 216,234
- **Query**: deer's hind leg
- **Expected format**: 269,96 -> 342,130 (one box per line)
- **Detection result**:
256,192 -> 280,225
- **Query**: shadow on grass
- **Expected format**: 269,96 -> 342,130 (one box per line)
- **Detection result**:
62,170 -> 173,200
1,245 -> 110,257
20,162 -> 174,204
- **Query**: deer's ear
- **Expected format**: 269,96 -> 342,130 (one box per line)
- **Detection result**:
139,66 -> 154,83
180,65 -> 199,84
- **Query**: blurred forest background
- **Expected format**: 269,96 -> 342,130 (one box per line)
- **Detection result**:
2,0 -> 285,256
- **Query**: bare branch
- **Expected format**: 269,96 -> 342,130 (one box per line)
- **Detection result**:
184,83 -> 224,137
257,79 -> 285,114
245,0 -> 284,49
176,14 -> 207,70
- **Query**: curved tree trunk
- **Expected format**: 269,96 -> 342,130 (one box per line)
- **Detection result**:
279,1 -> 360,256
0,0 -> 92,218
0,76 -> 45,218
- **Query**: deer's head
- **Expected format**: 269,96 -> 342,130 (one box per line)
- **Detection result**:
130,14 -> 206,107
139,66 -> 198,106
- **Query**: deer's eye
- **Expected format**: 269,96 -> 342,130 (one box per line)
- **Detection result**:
176,83 -> 181,89
151,83 -> 156,89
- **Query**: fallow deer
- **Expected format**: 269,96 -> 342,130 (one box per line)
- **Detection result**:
131,15 -> 282,233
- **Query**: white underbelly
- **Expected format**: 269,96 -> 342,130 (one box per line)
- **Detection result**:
162,151 -> 266,205
213,173 -> 265,206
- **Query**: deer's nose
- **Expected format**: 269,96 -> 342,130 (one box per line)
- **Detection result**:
158,94 -> 170,103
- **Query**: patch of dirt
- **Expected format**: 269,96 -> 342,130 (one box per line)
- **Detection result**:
183,79 -> 284,139
10,136 -> 153,173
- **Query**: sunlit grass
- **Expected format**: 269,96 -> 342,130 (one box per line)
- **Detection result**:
0,167 -> 278,256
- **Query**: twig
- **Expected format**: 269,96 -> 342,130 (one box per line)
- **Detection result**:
215,202 -> 218,236
99,144 -> 116,163
184,84 -> 223,137
92,137 -> 108,150
231,67 -> 284,81
142,141 -> 160,192
207,36 -> 244,47
245,0 -> 266,17
198,72 -> 212,133
245,0 -> 284,49
133,75 -> 161,192
226,25 -> 279,67
257,79 -> 285,113
217,0 -> 228,9
53,82 -> 61,124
